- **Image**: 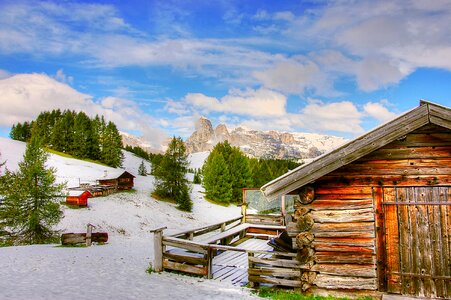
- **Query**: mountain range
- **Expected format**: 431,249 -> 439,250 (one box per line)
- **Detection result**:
185,117 -> 347,160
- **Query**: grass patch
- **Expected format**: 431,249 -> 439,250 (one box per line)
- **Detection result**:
256,287 -> 373,300
146,263 -> 154,274
44,148 -> 110,167
151,192 -> 177,204
121,188 -> 137,194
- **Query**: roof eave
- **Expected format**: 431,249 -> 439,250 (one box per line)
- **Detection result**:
261,101 -> 448,199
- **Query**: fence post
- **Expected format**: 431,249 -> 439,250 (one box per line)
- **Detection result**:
150,227 -> 167,272
248,252 -> 256,288
207,247 -> 213,279
86,223 -> 95,247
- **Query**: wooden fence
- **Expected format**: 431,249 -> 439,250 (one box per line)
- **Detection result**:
151,215 -> 303,288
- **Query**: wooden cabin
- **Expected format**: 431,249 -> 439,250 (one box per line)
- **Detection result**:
66,190 -> 92,206
98,170 -> 135,190
261,100 -> 451,299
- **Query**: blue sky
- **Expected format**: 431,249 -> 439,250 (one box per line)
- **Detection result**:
0,0 -> 450,147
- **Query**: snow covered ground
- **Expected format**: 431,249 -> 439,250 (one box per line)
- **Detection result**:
0,138 -> 260,299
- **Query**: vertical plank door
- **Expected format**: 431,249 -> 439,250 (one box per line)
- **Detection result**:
380,186 -> 451,298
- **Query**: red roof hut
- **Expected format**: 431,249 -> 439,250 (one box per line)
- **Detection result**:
66,190 -> 92,206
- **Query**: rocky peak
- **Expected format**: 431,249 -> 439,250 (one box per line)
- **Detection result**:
214,124 -> 230,142
185,117 -> 215,153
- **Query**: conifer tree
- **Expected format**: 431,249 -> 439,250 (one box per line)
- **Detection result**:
138,160 -> 147,176
0,136 -> 64,244
202,151 -> 232,203
153,137 -> 192,211
193,169 -> 201,184
228,148 -> 253,201
100,121 -> 123,167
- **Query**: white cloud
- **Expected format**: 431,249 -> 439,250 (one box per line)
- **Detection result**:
0,69 -> 11,79
363,101 -> 397,122
253,59 -> 336,95
53,69 -> 73,84
184,88 -> 287,117
0,73 -> 166,148
283,0 -> 451,91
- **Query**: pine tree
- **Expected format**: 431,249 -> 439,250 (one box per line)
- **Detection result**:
0,136 -> 64,244
100,121 -> 123,167
202,150 -> 232,203
138,160 -> 147,176
228,148 -> 253,201
153,137 -> 192,211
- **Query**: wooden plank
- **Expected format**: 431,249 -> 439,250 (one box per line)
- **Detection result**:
439,187 -> 451,297
171,216 -> 242,238
318,174 -> 451,187
361,147 -> 451,160
308,199 -> 373,211
248,256 -> 302,269
314,274 -> 377,290
163,252 -> 207,266
163,260 -> 207,276
314,231 -> 375,238
330,166 -> 451,176
397,187 -> 415,295
312,208 -> 374,223
248,275 -> 303,287
374,186 -> 387,292
313,237 -> 374,247
431,187 -> 445,298
248,267 -> 300,278
315,251 -> 376,264
162,236 -> 208,254
314,193 -> 373,200
313,222 -> 374,232
416,187 -> 434,297
313,243 -> 374,253
311,263 -> 376,278
383,187 -> 401,294
315,186 -> 373,195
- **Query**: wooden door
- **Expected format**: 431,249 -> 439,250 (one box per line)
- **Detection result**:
376,186 -> 451,298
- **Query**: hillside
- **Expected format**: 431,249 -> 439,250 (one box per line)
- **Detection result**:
0,138 -> 257,299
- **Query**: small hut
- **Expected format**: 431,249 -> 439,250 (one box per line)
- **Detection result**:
66,190 -> 92,206
261,100 -> 451,298
98,170 -> 135,190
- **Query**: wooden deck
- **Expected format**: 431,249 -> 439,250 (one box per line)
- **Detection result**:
212,238 -> 272,285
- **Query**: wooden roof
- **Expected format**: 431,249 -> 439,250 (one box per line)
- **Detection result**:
99,170 -> 135,180
261,100 -> 451,199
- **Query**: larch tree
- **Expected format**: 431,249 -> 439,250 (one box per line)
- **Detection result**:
153,137 -> 192,211
0,136 -> 65,244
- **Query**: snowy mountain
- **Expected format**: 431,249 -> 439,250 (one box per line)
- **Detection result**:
120,131 -> 163,154
186,117 -> 347,160
0,137 -> 255,299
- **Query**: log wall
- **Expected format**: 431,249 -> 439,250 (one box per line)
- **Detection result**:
288,124 -> 451,293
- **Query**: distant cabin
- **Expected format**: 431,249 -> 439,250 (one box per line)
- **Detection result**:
98,170 -> 135,190
66,190 -> 92,206
261,100 -> 451,298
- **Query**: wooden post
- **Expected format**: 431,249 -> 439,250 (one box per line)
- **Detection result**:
220,222 -> 226,232
281,195 -> 286,218
86,223 -> 95,247
150,227 -> 167,272
207,247 -> 213,279
188,232 -> 194,241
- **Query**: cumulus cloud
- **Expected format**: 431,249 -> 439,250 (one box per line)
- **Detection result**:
0,73 -> 167,148
253,59 -> 336,95
53,69 -> 73,84
184,88 -> 287,117
363,101 -> 397,122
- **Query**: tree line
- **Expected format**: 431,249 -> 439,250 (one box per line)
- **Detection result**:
10,110 -> 123,168
201,141 -> 301,204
